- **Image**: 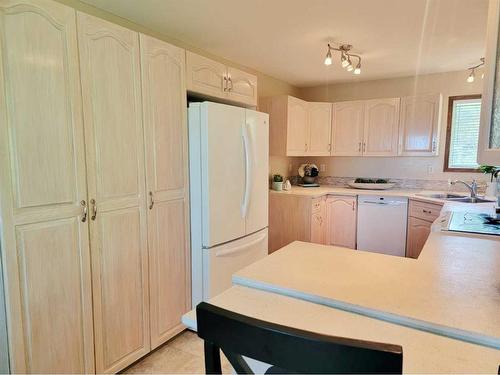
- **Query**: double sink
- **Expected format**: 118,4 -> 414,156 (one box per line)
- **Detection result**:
416,193 -> 494,204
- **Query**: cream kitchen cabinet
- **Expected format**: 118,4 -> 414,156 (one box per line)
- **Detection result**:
331,100 -> 365,156
478,0 -> 500,164
331,99 -> 399,157
269,194 -> 327,252
287,96 -> 310,155
140,34 -> 191,350
186,51 -> 257,106
0,0 -> 95,372
363,98 -> 400,156
326,196 -> 357,249
406,199 -> 443,258
310,197 -> 327,244
308,102 -> 333,155
0,1 -> 191,373
78,13 -> 151,373
262,95 -> 331,156
399,94 -> 442,156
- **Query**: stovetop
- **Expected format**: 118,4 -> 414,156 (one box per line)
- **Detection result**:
448,212 -> 500,236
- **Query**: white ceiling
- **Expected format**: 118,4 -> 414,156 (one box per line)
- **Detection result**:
81,0 -> 488,87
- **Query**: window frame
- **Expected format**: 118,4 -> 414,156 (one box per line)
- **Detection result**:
443,94 -> 482,172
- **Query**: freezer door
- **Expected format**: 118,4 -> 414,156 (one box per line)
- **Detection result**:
201,102 -> 246,247
244,109 -> 269,235
202,228 -> 268,301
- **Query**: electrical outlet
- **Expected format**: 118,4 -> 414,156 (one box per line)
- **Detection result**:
320,164 -> 326,172
427,165 -> 434,174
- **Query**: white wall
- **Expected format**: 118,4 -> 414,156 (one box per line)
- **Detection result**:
295,70 -> 488,182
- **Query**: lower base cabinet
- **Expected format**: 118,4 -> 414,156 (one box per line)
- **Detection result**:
326,196 -> 357,249
406,199 -> 443,258
269,193 -> 357,252
406,217 -> 432,258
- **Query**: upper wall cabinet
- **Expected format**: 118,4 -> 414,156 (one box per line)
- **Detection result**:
332,98 -> 400,157
186,51 -> 257,106
331,101 -> 365,156
363,98 -> 400,156
478,0 -> 500,164
308,102 -> 332,155
261,96 -> 332,156
287,96 -> 309,155
398,94 -> 442,156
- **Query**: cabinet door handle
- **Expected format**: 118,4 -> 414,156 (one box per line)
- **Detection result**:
422,209 -> 431,214
328,143 -> 331,151
228,77 -> 233,91
149,191 -> 154,210
432,140 -> 436,152
358,142 -> 361,152
352,201 -> 355,211
223,76 -> 228,92
362,142 -> 366,153
81,200 -> 88,222
305,143 -> 308,151
90,199 -> 97,221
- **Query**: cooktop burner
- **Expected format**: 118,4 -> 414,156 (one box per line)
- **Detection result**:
448,212 -> 500,236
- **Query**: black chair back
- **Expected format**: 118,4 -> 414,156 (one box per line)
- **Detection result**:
196,302 -> 403,374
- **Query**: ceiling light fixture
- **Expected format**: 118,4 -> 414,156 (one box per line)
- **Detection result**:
466,57 -> 484,83
324,49 -> 332,65
467,70 -> 475,83
324,43 -> 362,75
354,62 -> 361,75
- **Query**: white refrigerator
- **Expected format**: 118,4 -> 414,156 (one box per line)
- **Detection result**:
189,101 -> 269,307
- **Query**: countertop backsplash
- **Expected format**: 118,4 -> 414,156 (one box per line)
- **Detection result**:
288,175 -> 488,194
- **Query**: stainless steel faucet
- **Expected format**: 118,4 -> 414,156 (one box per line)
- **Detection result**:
451,179 -> 478,198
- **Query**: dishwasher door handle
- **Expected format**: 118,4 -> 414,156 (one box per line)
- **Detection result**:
361,201 -> 405,206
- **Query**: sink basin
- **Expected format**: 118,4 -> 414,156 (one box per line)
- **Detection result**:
445,197 -> 495,203
416,193 -> 466,199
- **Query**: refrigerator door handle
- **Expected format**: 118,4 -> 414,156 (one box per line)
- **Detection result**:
215,232 -> 266,257
241,122 -> 252,218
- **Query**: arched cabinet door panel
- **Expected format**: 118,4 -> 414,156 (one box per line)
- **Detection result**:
77,12 -> 150,373
331,101 -> 365,156
140,33 -> 191,350
186,51 -> 227,98
0,0 -> 94,372
363,98 -> 400,156
398,94 -> 441,156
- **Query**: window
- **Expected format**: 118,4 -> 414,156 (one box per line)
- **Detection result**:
444,95 -> 482,172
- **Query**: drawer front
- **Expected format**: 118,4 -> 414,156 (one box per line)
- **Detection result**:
409,200 -> 442,222
311,197 -> 324,213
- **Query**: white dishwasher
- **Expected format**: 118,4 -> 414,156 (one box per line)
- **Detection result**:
357,195 -> 408,257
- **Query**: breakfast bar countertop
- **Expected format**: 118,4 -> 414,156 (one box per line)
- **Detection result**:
232,231 -> 500,350
182,285 -> 500,374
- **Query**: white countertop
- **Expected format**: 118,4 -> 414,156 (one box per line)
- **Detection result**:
182,285 -> 500,373
270,185 -> 497,206
233,228 -> 500,349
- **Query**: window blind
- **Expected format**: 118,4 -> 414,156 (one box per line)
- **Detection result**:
448,98 -> 481,169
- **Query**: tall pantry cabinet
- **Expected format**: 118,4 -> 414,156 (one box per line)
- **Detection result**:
0,1 -> 190,373
0,0 -> 95,372
77,14 -> 150,373
139,34 -> 191,350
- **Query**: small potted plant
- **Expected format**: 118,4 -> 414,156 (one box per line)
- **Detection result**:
479,165 -> 499,196
272,174 -> 284,191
